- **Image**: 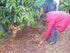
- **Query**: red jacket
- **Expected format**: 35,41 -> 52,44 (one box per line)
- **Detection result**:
44,11 -> 70,38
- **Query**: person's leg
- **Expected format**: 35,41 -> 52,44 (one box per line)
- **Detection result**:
48,33 -> 51,42
48,27 -> 56,45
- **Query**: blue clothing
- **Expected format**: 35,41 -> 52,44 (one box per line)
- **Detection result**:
48,27 -> 56,42
43,0 -> 57,13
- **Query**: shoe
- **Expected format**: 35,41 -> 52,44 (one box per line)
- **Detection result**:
48,41 -> 56,45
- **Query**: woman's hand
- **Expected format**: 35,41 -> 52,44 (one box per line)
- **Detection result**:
38,38 -> 46,47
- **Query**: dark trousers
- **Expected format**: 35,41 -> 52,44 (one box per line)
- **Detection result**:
48,27 -> 56,42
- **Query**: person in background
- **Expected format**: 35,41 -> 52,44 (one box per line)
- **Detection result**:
39,11 -> 70,45
42,0 -> 58,25
43,0 -> 59,13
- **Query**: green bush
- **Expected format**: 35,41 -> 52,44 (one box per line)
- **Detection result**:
59,0 -> 70,13
0,0 -> 42,36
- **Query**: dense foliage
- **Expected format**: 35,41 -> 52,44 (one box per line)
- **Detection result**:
0,0 -> 42,36
59,0 -> 70,13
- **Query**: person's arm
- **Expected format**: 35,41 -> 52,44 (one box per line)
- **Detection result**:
41,21 -> 55,41
38,21 -> 55,47
44,21 -> 55,38
54,0 -> 60,10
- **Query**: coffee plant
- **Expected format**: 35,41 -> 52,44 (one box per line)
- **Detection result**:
59,0 -> 70,13
0,0 -> 43,37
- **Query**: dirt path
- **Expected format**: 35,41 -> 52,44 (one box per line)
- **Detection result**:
0,23 -> 70,53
